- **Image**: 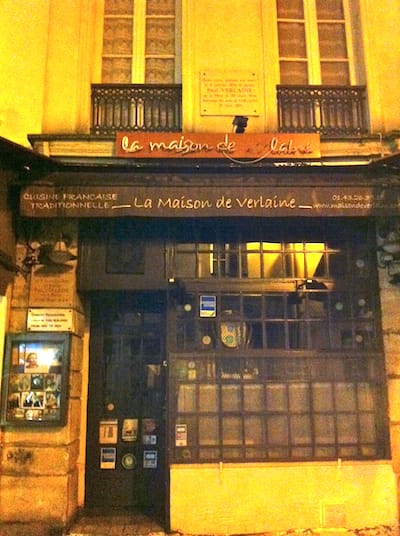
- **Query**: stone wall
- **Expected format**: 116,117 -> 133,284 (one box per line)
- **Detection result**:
0,219 -> 87,530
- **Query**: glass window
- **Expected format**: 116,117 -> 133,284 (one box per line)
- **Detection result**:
277,0 -> 350,85
102,0 -> 180,83
169,219 -> 388,463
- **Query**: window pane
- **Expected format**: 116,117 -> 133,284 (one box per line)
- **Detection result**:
266,322 -> 285,348
316,0 -> 344,20
291,415 -> 312,445
280,61 -> 308,84
337,414 -> 357,443
199,416 -> 219,445
267,415 -> 289,445
199,385 -> 218,412
244,384 -> 264,411
177,385 -> 196,412
145,58 -> 175,83
320,62 -> 350,85
278,22 -> 307,57
223,417 -> 242,445
266,296 -> 285,318
359,414 -> 376,443
266,384 -> 287,411
174,253 -> 196,277
103,18 -> 133,55
277,0 -> 304,19
245,416 -> 265,445
318,24 -> 348,58
315,414 -> 335,444
358,383 -> 374,411
335,383 -> 356,411
105,0 -> 133,16
313,383 -> 333,411
102,58 -> 132,83
146,18 -> 175,55
243,295 -> 262,318
147,0 -> 175,15
222,385 -> 241,411
289,383 -> 310,411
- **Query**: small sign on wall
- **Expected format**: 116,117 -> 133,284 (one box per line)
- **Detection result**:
100,447 -> 116,469
143,450 -> 158,468
99,419 -> 118,444
200,295 -> 217,318
27,308 -> 73,332
175,424 -> 188,446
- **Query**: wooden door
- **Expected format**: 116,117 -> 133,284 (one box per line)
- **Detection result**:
85,292 -> 166,517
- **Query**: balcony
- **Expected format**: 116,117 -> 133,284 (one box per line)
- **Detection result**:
277,85 -> 368,137
91,84 -> 182,135
90,84 -> 368,138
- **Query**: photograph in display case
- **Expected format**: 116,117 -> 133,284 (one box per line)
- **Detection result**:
1,332 -> 70,426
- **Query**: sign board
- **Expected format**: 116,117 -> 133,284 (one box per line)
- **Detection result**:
143,450 -> 158,469
175,424 -> 188,446
27,308 -> 73,332
21,184 -> 400,218
99,419 -> 118,444
200,70 -> 260,116
100,447 -> 116,469
116,132 -> 320,159
200,295 -> 217,318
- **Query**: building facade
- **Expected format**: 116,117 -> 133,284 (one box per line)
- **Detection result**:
1,0 -> 400,533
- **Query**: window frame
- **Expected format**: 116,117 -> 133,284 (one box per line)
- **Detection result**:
101,0 -> 181,84
275,0 -> 357,85
167,218 -> 389,464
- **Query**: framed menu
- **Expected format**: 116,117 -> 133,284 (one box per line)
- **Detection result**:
1,332 -> 70,426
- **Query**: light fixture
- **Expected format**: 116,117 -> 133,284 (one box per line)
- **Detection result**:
296,278 -> 328,301
232,115 -> 248,134
21,236 -> 76,273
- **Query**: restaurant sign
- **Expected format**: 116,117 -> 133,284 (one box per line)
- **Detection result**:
21,184 -> 400,218
115,132 -> 320,159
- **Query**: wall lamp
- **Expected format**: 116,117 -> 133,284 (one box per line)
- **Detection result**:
232,115 -> 248,134
296,278 -> 328,301
21,236 -> 77,273
377,218 -> 400,284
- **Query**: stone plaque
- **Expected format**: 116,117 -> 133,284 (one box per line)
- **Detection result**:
200,70 -> 260,116
29,264 -> 76,307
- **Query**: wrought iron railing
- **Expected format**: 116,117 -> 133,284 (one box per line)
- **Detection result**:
91,84 -> 182,135
277,85 -> 368,137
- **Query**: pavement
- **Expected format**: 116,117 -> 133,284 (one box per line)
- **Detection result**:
0,507 -> 166,536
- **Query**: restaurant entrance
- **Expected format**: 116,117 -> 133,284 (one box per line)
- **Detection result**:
85,292 -> 167,519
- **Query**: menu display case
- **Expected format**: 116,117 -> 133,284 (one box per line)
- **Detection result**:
1,332 -> 70,426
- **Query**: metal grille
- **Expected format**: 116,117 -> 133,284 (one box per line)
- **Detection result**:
91,84 -> 182,135
277,85 -> 368,137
